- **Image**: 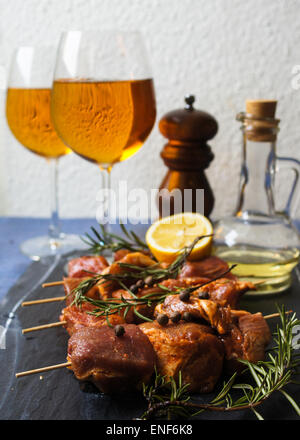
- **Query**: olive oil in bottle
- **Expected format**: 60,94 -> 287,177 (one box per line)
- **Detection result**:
214,245 -> 299,294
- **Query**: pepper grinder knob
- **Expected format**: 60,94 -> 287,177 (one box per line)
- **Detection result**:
184,94 -> 195,110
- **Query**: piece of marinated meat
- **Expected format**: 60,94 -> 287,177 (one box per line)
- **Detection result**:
178,256 -> 237,282
63,277 -> 101,305
68,325 -> 156,393
160,278 -> 210,289
139,321 -> 224,393
155,295 -> 232,334
195,278 -> 256,308
220,325 -> 244,374
220,312 -> 271,374
114,249 -> 152,262
99,252 -> 157,299
114,249 -> 131,261
159,277 -> 252,309
111,286 -> 164,323
60,302 -> 127,336
68,256 -> 109,278
239,313 -> 271,362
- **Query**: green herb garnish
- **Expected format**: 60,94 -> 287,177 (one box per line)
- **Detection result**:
81,223 -> 149,255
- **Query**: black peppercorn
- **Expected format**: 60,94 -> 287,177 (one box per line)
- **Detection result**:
115,325 -> 125,337
129,284 -> 138,294
182,312 -> 193,322
144,276 -> 153,286
198,290 -> 209,299
157,313 -> 169,326
136,280 -> 145,288
179,290 -> 190,302
170,312 -> 181,323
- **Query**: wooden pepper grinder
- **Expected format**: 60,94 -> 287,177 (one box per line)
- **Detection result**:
158,95 -> 218,218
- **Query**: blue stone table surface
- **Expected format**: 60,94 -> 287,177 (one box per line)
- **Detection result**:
1,216 -> 300,300
0,217 -> 150,299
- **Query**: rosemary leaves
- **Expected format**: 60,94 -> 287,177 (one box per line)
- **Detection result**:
81,223 -> 149,255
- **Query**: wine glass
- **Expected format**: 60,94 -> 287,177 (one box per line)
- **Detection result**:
6,46 -> 85,260
51,31 -> 156,230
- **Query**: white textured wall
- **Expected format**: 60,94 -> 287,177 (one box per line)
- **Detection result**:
1,0 -> 300,220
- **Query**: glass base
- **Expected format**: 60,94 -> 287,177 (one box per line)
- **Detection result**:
20,233 -> 88,261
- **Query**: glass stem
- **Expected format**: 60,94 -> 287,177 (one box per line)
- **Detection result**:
48,158 -> 61,240
99,167 -> 111,233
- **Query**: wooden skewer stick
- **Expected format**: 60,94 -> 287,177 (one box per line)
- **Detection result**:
43,279 -> 266,288
16,361 -> 71,378
22,321 -> 67,334
264,310 -> 293,320
42,280 -> 64,288
22,297 -> 66,307
229,310 -> 293,320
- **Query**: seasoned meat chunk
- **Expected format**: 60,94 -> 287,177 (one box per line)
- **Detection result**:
99,252 -> 157,299
196,278 -> 256,308
160,278 -> 209,290
139,321 -> 224,393
220,312 -> 271,374
68,256 -> 109,278
60,302 -> 126,336
111,287 -> 161,323
114,249 -> 152,262
239,313 -> 271,362
113,249 -> 131,261
220,325 -> 244,374
63,277 -> 101,305
178,256 -> 237,281
155,295 -> 232,334
68,325 -> 156,393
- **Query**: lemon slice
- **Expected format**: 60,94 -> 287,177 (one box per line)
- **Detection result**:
146,212 -> 213,263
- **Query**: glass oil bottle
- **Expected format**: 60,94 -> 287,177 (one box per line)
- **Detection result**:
214,100 -> 300,294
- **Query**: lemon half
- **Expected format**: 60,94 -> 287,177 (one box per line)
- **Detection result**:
146,212 -> 213,263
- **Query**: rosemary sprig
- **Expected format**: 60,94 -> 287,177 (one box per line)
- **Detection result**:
141,305 -> 300,420
81,223 -> 149,255
77,288 -> 174,324
141,369 -> 192,419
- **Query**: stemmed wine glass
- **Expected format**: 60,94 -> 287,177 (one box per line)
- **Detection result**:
6,46 -> 85,260
51,31 -> 156,230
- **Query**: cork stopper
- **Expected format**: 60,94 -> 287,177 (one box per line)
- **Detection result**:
243,99 -> 279,142
246,100 -> 277,119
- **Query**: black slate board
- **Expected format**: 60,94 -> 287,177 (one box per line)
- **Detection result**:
0,254 -> 299,420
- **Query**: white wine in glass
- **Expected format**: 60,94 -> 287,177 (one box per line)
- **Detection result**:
51,31 -> 156,227
6,46 -> 85,260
